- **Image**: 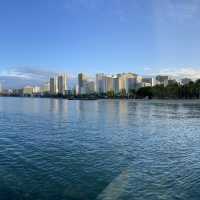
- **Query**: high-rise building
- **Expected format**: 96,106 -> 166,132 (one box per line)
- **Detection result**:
127,77 -> 137,91
85,81 -> 95,94
96,73 -> 139,94
106,76 -> 114,92
50,74 -> 67,95
78,73 -> 88,94
78,73 -> 96,95
57,75 -> 63,94
118,75 -> 125,92
113,77 -> 119,94
50,77 -> 56,94
96,74 -> 115,94
57,74 -> 68,95
96,73 -> 107,94
63,74 -> 68,93
118,73 -> 138,93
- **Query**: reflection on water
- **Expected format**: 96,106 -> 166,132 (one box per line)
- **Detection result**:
0,97 -> 200,200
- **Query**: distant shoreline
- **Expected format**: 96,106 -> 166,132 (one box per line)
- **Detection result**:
1,95 -> 200,101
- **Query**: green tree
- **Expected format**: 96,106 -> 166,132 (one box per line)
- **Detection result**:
107,90 -> 115,98
136,87 -> 153,99
128,89 -> 136,98
120,89 -> 127,98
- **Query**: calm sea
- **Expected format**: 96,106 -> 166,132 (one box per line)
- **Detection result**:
0,97 -> 200,200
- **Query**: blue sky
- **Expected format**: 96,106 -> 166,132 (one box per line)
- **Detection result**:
0,0 -> 200,87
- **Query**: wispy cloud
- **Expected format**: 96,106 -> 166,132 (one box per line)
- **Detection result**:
153,0 -> 200,23
156,67 -> 200,80
0,67 -> 57,88
0,67 -> 57,81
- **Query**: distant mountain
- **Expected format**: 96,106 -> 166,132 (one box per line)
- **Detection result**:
0,76 -> 77,89
0,67 -> 78,89
0,76 -> 43,89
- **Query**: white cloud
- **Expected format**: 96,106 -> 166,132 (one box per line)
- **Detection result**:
0,68 -> 57,81
157,67 -> 200,80
0,67 -> 77,89
0,69 -> 31,79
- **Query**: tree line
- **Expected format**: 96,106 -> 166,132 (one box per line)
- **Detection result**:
135,79 -> 200,99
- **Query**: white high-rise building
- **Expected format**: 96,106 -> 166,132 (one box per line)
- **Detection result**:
118,73 -> 138,93
96,73 -> 107,94
96,73 -> 140,94
96,74 -> 116,94
50,73 -> 67,95
106,76 -> 114,92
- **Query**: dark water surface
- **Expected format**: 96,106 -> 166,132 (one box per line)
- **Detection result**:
0,97 -> 200,200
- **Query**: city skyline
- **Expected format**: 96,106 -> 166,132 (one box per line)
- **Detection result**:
0,70 -> 195,95
0,68 -> 199,89
1,70 -> 198,100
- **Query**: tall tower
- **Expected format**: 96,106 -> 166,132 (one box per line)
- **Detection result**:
50,76 -> 58,94
63,73 -> 68,92
78,73 -> 87,94
50,77 -> 55,94
57,74 -> 68,95
96,73 -> 107,94
57,75 -> 63,94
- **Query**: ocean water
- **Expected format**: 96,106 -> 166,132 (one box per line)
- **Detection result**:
0,97 -> 200,200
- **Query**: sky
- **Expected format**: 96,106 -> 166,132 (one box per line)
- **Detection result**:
1,0 -> 200,88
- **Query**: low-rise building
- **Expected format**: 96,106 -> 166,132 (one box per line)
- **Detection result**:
33,86 -> 40,94
23,86 -> 33,96
156,75 -> 169,86
142,77 -> 155,87
40,83 -> 50,94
